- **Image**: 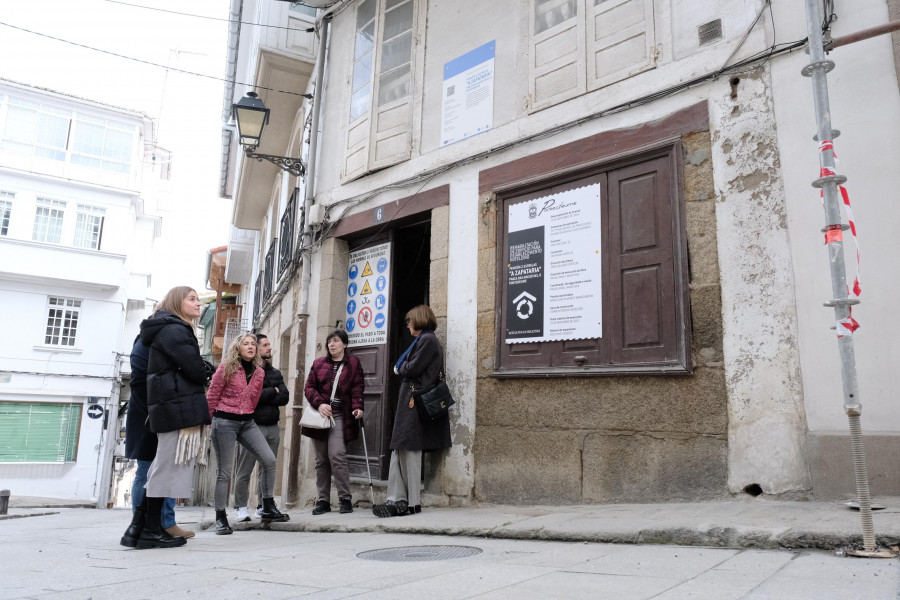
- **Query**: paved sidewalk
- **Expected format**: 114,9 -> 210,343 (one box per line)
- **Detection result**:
5,495 -> 900,550
3,508 -> 897,600
215,497 -> 900,551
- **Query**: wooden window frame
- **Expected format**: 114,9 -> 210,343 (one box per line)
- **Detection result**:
492,141 -> 691,378
528,0 -> 657,113
342,0 -> 422,182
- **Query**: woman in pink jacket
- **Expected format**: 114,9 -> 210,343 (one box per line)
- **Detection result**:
208,334 -> 289,534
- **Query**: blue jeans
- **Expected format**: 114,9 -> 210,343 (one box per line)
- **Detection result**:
133,459 -> 176,528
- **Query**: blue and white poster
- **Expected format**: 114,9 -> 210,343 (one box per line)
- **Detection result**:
440,41 -> 495,147
346,242 -> 391,346
505,183 -> 603,344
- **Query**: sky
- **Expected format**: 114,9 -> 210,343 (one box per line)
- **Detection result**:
0,0 -> 235,300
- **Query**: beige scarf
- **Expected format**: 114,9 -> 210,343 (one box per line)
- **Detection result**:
174,425 -> 209,466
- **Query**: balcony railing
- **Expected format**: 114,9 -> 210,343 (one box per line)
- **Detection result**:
253,272 -> 262,322
278,188 -> 298,280
214,303 -> 242,337
263,239 -> 276,303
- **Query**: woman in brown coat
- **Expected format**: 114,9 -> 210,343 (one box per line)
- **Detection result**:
374,305 -> 451,517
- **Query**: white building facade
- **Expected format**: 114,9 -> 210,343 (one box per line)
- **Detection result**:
0,79 -> 165,504
220,0 -> 900,507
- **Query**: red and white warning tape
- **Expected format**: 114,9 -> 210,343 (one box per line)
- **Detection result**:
818,140 -> 861,337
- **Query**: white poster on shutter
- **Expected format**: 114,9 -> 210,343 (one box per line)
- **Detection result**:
505,183 -> 602,344
346,242 -> 390,346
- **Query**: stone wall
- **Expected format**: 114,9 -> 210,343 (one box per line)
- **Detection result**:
474,129 -> 729,504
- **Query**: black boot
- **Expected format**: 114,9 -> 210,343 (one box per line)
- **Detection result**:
260,497 -> 290,522
215,509 -> 233,535
373,500 -> 398,518
312,500 -> 331,515
339,498 -> 353,514
137,497 -> 186,549
120,495 -> 147,547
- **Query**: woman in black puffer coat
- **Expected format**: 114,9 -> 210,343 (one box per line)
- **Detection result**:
120,286 -> 212,550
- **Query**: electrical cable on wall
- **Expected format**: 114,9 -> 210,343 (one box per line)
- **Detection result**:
312,3 -> 829,238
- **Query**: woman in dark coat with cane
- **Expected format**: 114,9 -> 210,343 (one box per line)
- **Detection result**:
302,329 -> 365,515
374,305 -> 451,517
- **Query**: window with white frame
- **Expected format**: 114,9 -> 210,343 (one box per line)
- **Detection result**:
289,2 -> 317,16
1,97 -> 70,161
44,297 -> 81,347
70,116 -> 133,174
0,96 -> 134,174
343,0 -> 419,181
73,204 -> 105,250
0,401 -> 82,463
0,190 -> 13,236
32,198 -> 66,243
529,0 -> 656,112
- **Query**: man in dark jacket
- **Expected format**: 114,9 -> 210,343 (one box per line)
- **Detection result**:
233,333 -> 290,521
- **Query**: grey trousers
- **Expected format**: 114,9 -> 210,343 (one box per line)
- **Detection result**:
211,417 -> 276,511
386,449 -> 422,507
312,415 -> 351,502
233,423 -> 280,509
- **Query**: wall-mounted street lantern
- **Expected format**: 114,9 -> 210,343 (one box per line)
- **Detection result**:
232,92 -> 305,178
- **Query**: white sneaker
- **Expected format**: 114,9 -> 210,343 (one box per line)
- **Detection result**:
253,506 -> 263,519
235,507 -> 250,522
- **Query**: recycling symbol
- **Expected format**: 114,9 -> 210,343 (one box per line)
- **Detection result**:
514,291 -> 537,320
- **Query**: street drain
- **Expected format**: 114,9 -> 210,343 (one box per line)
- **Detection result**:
357,545 -> 482,562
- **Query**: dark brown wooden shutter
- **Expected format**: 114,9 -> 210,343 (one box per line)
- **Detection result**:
494,147 -> 690,376
606,156 -> 678,365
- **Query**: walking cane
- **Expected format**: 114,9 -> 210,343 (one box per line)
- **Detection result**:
358,417 -> 376,506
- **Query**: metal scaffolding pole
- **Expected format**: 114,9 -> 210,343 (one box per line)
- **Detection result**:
801,0 -> 892,558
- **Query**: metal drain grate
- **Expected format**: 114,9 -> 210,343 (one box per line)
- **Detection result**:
357,545 -> 483,562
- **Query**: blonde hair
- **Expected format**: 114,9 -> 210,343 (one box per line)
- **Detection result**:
220,333 -> 262,382
156,286 -> 197,324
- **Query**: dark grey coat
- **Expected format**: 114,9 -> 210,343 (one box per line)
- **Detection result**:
391,330 -> 452,451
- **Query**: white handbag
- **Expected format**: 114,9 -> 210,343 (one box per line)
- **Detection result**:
299,364 -> 343,429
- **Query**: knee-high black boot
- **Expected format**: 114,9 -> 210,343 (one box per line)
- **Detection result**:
137,496 -> 186,549
260,497 -> 290,522
120,495 -> 147,548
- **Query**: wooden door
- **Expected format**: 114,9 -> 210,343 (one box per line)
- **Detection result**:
345,220 -> 432,480
346,232 -> 394,481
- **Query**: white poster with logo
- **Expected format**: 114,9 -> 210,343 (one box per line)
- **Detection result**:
440,41 -> 495,147
505,183 -> 602,344
346,242 -> 391,346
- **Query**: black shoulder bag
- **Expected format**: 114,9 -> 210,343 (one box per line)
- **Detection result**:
412,373 -> 455,421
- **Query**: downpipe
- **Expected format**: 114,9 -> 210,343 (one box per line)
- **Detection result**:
287,12 -> 331,507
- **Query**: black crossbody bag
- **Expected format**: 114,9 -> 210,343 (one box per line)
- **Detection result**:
412,373 -> 455,421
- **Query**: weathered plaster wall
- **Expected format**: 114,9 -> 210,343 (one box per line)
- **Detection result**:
474,125 -> 729,504
710,66 -> 810,495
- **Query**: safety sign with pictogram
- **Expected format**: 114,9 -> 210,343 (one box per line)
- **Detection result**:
346,242 -> 391,346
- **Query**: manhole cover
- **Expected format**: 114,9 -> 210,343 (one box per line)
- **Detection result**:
357,545 -> 482,562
